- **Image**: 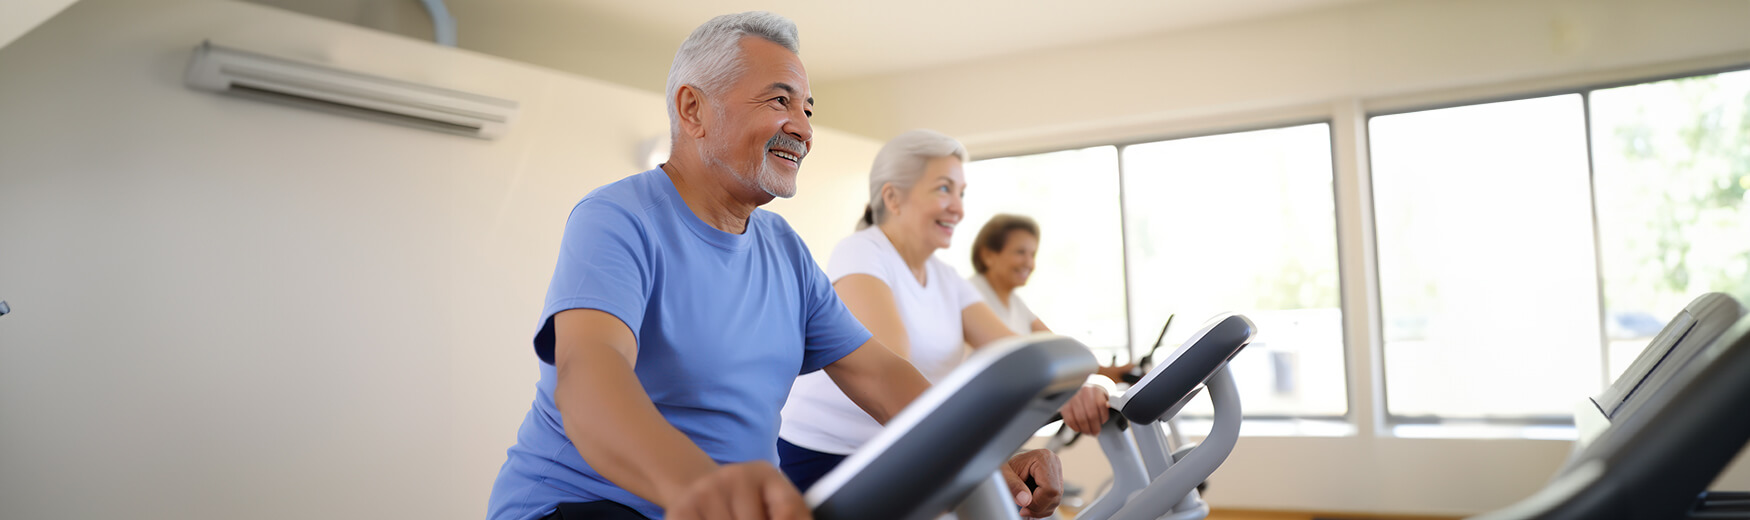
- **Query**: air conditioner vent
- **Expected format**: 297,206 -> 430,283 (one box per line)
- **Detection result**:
186,41 -> 517,139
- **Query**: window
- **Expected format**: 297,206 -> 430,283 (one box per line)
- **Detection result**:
1121,124 -> 1348,419
944,146 -> 1130,360
943,67 -> 1749,436
1370,95 -> 1603,421
1590,70 -> 1750,381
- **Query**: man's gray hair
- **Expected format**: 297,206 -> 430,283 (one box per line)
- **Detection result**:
858,129 -> 971,230
665,12 -> 800,140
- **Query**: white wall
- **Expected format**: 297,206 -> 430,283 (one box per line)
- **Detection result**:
0,1 -> 878,519
0,0 -> 80,49
816,0 -> 1750,516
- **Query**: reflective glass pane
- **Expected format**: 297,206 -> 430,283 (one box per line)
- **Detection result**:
1370,94 -> 1602,420
944,146 -> 1130,359
1591,70 -> 1750,381
1121,124 -> 1347,418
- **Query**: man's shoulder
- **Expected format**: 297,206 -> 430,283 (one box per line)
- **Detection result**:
751,210 -> 829,270
750,208 -> 805,243
563,170 -> 671,227
578,169 -> 665,211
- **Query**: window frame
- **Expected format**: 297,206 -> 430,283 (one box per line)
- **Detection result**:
1364,92 -> 1603,425
973,119 -> 1355,423
969,60 -> 1750,438
1364,65 -> 1750,429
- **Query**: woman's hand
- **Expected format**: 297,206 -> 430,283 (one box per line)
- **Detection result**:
1060,384 -> 1111,435
1095,363 -> 1137,382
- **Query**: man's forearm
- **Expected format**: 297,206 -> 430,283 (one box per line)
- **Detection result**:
827,341 -> 932,424
555,345 -> 717,507
871,353 -> 930,423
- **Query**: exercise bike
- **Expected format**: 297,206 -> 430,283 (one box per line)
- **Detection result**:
1050,314 -> 1257,520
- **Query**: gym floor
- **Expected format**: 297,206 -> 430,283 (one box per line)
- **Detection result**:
1055,508 -> 1461,520
1205,510 -> 1462,520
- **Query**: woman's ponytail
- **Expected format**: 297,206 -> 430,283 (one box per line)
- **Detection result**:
856,204 -> 875,230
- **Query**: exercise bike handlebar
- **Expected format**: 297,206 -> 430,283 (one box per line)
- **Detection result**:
1043,314 -> 1253,452
1112,314 -> 1255,424
1070,314 -> 1255,520
805,333 -> 1097,520
1111,366 -> 1242,520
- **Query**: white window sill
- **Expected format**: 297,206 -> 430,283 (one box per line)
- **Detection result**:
1389,422 -> 1577,440
1174,417 -> 1355,437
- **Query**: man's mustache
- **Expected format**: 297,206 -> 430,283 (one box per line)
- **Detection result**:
767,133 -> 807,161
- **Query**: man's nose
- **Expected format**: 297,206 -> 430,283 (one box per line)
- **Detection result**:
785,107 -> 812,144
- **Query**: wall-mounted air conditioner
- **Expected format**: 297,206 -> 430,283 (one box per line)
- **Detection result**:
185,41 -> 518,139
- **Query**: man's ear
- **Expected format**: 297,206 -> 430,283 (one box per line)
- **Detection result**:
675,85 -> 710,139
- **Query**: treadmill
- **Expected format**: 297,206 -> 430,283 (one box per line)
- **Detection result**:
1470,293 -> 1750,520
1574,293 -> 1745,452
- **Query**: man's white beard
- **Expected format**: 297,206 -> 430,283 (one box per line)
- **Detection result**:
704,137 -> 796,199
747,156 -> 796,199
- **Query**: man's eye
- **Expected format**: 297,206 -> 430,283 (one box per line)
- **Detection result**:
772,97 -> 788,107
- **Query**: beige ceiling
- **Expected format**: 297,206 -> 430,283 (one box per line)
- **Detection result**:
245,0 -> 1371,93
530,0 -> 1374,80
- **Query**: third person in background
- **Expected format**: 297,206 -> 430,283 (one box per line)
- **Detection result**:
968,214 -> 1135,434
968,214 -> 1049,335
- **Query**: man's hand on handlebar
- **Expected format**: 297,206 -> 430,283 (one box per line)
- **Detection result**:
1001,448 -> 1064,519
665,461 -> 810,520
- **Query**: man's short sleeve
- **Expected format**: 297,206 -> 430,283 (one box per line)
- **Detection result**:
799,253 -> 873,375
532,199 -> 653,365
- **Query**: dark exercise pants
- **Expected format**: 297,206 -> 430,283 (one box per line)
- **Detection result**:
541,500 -> 650,520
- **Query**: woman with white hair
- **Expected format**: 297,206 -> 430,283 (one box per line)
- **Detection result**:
776,130 -> 1111,496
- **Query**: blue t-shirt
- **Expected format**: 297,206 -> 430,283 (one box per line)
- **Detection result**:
487,169 -> 873,520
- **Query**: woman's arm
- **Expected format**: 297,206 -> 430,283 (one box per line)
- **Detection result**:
825,338 -> 1065,517
1029,318 -> 1051,333
962,302 -> 1018,349
833,274 -> 913,359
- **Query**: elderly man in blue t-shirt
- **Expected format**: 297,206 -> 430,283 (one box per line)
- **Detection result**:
486,11 -> 1063,520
